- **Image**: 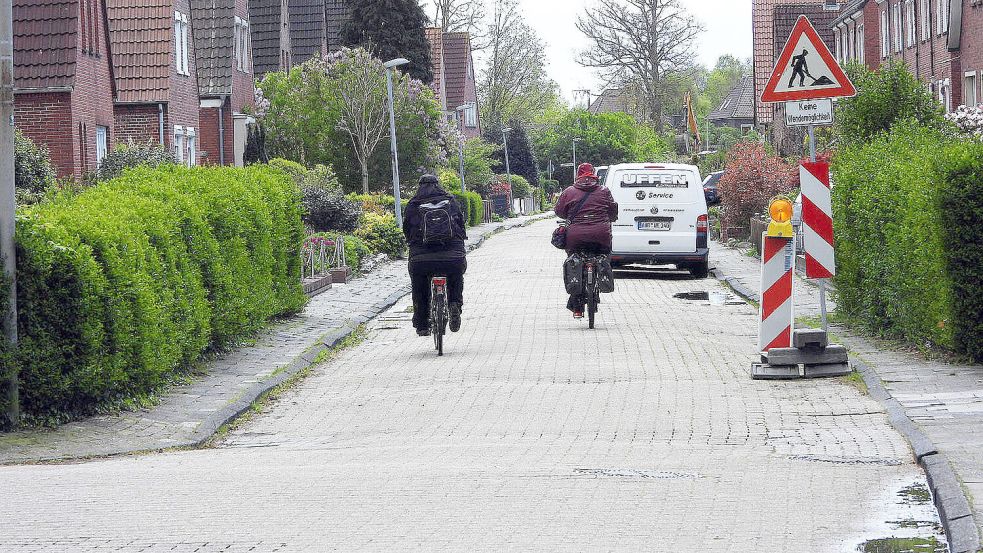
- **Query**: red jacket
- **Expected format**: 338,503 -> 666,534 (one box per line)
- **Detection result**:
555,179 -> 619,253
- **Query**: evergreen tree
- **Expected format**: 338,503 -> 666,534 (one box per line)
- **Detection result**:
482,119 -> 539,187
342,0 -> 434,83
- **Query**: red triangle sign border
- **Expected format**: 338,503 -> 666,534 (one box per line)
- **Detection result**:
761,15 -> 857,103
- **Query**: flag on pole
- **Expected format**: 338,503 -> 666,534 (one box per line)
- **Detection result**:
686,93 -> 701,147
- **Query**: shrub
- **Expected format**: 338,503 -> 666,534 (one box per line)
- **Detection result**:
717,141 -> 797,240
541,179 -> 560,197
439,168 -> 463,192
96,142 -> 176,182
355,212 -> 407,258
835,62 -> 947,146
832,122 -> 954,350
937,143 -> 983,361
450,190 -> 483,226
301,187 -> 362,233
300,164 -> 342,192
268,158 -> 308,184
10,165 -> 307,420
508,174 -> 532,198
14,130 -> 56,194
347,193 -> 408,217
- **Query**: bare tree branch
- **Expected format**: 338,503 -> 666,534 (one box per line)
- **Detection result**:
577,0 -> 703,130
431,0 -> 490,50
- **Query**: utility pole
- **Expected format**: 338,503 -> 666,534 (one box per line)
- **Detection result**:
501,126 -> 513,189
384,57 -> 410,227
1,0 -> 19,426
572,138 -> 581,183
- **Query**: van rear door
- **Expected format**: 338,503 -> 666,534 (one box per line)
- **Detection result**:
609,168 -> 704,254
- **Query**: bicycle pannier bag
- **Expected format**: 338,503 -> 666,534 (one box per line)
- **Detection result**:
597,257 -> 615,293
419,200 -> 454,245
563,255 -> 585,295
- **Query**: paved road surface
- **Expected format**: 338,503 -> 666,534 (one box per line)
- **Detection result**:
0,221 -> 942,552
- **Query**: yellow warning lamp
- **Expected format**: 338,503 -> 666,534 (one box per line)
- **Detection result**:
767,196 -> 795,238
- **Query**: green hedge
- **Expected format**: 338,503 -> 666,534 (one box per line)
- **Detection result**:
938,145 -> 983,360
9,165 -> 307,419
832,122 -> 983,360
452,190 -> 484,227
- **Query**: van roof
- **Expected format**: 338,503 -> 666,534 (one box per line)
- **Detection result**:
608,163 -> 700,171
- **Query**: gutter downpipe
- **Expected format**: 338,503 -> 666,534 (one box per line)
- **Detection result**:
158,103 -> 165,145
218,98 -> 226,166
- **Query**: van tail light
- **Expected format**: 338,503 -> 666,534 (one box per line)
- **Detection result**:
697,214 -> 708,233
432,277 -> 447,286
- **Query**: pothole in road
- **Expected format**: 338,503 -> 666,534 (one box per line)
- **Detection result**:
853,482 -> 949,553
573,468 -> 702,480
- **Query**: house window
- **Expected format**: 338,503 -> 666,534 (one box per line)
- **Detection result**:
881,10 -> 889,58
234,17 -> 251,73
834,28 -> 842,62
857,23 -> 865,63
174,125 -> 185,164
964,72 -> 977,107
905,1 -> 916,47
186,127 -> 197,166
893,3 -> 903,53
95,126 -> 108,166
937,0 -> 949,35
939,78 -> 951,112
921,0 -> 931,41
175,12 -> 190,75
740,124 -> 754,135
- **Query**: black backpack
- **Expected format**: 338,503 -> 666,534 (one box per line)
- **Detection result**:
419,199 -> 455,245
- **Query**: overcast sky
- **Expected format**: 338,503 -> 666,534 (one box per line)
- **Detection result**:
514,0 -> 753,105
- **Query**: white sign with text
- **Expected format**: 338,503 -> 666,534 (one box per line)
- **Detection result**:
785,99 -> 834,127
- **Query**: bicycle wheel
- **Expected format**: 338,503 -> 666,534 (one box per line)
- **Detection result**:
587,287 -> 598,329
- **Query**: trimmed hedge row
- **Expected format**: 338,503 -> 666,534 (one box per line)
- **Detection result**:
832,122 -> 983,360
7,165 -> 307,419
452,190 -> 484,227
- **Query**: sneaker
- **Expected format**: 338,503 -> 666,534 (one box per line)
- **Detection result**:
573,311 -> 584,319
449,303 -> 462,333
417,327 -> 431,337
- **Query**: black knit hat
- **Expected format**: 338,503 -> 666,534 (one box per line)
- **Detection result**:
419,174 -> 440,185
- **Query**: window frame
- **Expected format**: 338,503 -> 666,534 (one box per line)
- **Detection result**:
881,9 -> 889,58
905,0 -> 916,48
186,127 -> 197,166
920,0 -> 931,41
95,126 -> 108,166
937,0 -> 949,36
174,125 -> 186,164
175,12 -> 190,75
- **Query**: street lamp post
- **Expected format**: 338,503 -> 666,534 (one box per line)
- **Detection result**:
501,126 -> 513,189
1,0 -> 19,425
455,104 -> 469,193
572,138 -> 581,183
384,57 -> 410,227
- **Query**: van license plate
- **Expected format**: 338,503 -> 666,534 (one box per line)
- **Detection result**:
638,221 -> 671,231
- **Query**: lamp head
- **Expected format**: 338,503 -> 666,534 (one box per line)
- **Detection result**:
384,58 -> 410,69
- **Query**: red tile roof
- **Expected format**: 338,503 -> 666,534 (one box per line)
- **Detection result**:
105,0 -> 172,103
13,0 -> 78,90
441,32 -> 471,109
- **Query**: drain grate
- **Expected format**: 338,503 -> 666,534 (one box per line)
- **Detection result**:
574,468 -> 701,479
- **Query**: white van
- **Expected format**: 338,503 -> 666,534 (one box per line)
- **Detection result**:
602,163 -> 710,277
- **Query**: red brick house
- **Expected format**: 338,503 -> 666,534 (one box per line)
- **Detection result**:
426,28 -> 481,139
106,0 -> 201,166
190,0 -> 255,166
12,0 -> 117,178
832,0 -> 880,70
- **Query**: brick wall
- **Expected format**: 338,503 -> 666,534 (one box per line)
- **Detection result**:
197,103 -> 234,165
956,3 -> 983,106
71,0 -> 116,176
14,92 -> 76,178
170,0 -> 202,159
878,0 -> 955,109
115,104 -> 166,146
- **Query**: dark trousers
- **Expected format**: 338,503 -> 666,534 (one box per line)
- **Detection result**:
409,259 -> 467,329
565,243 -> 610,313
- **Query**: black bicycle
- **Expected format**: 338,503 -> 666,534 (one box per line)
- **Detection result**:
430,276 -> 449,356
582,255 -> 603,329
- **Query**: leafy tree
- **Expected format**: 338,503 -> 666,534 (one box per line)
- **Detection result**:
243,124 -> 269,165
342,0 -> 433,82
836,61 -> 947,146
698,55 -> 750,118
483,119 -> 539,186
479,0 -> 560,126
531,107 -> 674,184
258,49 -> 448,193
460,138 -> 499,195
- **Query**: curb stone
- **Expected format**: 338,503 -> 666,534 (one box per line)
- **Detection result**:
712,259 -> 982,553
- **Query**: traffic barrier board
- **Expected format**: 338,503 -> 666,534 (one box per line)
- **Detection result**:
800,162 -> 836,279
758,234 -> 795,352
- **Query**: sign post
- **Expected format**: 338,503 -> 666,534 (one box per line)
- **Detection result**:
1,0 -> 18,424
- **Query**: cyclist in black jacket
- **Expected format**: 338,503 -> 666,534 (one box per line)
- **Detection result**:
402,174 -> 469,336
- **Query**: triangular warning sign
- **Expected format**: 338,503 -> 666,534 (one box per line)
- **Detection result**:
761,15 -> 856,103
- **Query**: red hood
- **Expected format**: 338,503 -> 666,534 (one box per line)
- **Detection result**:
573,178 -> 600,191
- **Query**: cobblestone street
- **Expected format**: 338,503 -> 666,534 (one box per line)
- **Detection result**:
0,221 -> 944,552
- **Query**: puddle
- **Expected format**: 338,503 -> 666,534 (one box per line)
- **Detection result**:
573,468 -> 701,480
857,537 -> 947,553
673,291 -> 710,301
853,482 -> 948,553
673,290 -> 746,305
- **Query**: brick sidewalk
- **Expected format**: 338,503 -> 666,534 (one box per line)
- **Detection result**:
0,214 -> 550,465
712,243 -> 983,553
0,223 -> 946,552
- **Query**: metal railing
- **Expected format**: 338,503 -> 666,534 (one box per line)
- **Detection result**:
302,233 -> 347,279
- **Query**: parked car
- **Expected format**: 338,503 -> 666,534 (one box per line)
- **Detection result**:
604,163 -> 710,278
596,165 -> 609,185
702,171 -> 723,206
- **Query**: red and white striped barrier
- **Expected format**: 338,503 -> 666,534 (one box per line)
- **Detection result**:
759,234 -> 795,352
800,162 -> 836,279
